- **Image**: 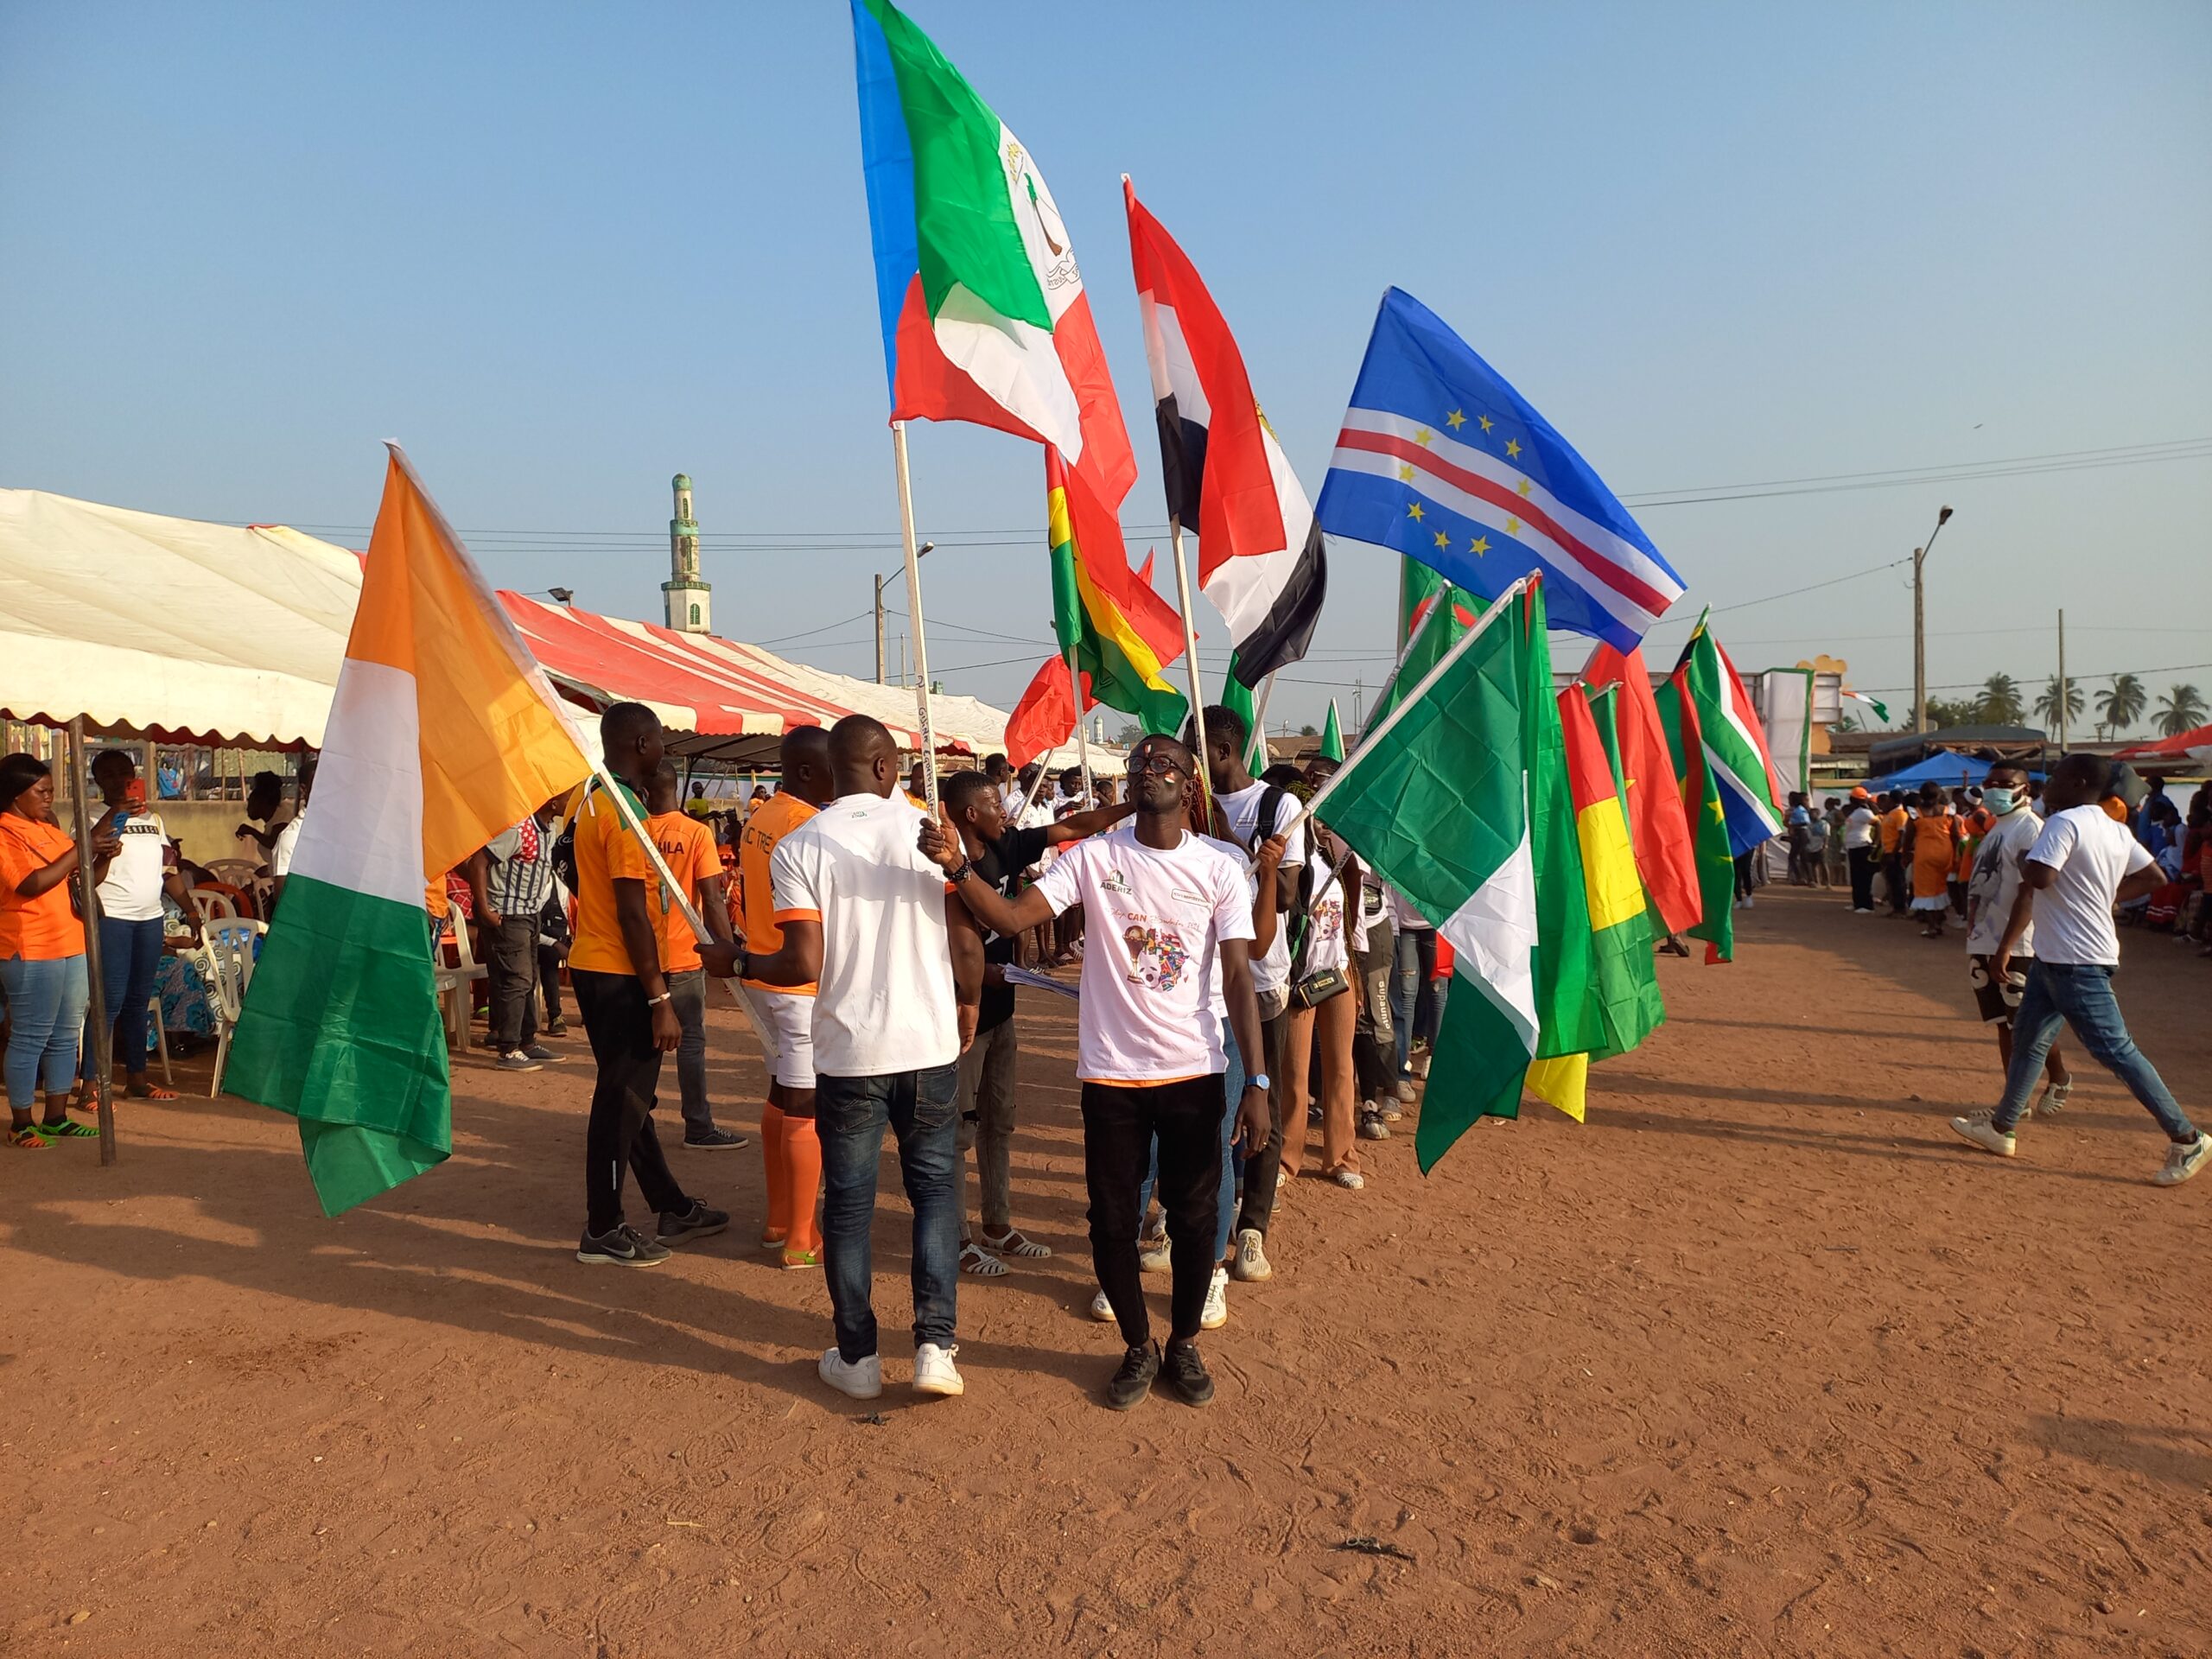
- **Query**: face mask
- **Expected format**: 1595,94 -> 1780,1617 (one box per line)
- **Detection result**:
1983,787 -> 2017,815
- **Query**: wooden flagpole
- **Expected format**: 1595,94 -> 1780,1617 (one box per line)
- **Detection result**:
891,423 -> 941,813
1166,519 -> 1211,823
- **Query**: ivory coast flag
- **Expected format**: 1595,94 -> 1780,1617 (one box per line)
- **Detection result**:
1522,685 -> 1665,1121
226,447 -> 594,1215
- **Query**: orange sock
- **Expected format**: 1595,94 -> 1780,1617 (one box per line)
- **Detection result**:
760,1102 -> 789,1243
782,1115 -> 823,1257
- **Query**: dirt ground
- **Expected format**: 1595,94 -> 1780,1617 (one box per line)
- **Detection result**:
5,884 -> 2209,1656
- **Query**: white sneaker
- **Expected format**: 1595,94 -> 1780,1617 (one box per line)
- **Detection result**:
1949,1110 -> 2017,1159
818,1346 -> 882,1400
2154,1134 -> 2209,1187
1230,1227 -> 1271,1283
1138,1238 -> 1173,1274
1089,1288 -> 1116,1322
1200,1266 -> 1229,1330
1329,1166 -> 1367,1190
912,1342 -> 964,1397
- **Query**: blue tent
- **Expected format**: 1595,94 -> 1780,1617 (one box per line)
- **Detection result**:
1872,751 -> 2044,790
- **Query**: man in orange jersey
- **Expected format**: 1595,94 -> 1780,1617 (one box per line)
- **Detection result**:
644,763 -> 748,1153
738,727 -> 836,1268
569,704 -> 734,1267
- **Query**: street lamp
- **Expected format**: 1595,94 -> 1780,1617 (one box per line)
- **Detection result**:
875,540 -> 932,683
546,587 -> 575,607
1911,505 -> 1954,734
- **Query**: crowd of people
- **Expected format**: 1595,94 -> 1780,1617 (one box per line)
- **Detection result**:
8,717 -> 2202,1406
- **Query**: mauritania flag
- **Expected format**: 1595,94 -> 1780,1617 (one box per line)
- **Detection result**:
1124,177 -> 1325,685
1314,584 -> 1535,1171
851,0 -> 1135,511
1313,288 -> 1685,651
226,448 -> 594,1215
1676,613 -> 1784,855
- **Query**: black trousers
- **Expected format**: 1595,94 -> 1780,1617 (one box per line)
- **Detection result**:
572,969 -> 688,1235
1847,846 -> 1876,910
1084,1074 -> 1226,1348
539,944 -> 565,1026
1233,1006 -> 1291,1238
484,915 -> 541,1052
1884,852 -> 1910,914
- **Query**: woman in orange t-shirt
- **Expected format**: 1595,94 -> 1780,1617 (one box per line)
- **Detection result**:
0,753 -> 119,1145
1904,785 -> 1961,938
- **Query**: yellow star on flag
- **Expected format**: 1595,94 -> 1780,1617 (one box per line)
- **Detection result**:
1516,479 -> 1533,498
1433,530 -> 1449,550
1505,516 -> 1520,537
1470,535 -> 1490,556
1709,797 -> 1726,824
1478,415 -> 1495,433
1397,462 -> 1415,482
1504,438 -> 1523,460
1414,428 -> 1433,447
1408,501 -> 1426,523
1445,409 -> 1466,430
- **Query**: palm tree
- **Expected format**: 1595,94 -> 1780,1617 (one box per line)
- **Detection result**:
2033,675 -> 2084,732
2155,683 -> 2207,737
2095,672 -> 2147,739
1977,672 -> 2024,724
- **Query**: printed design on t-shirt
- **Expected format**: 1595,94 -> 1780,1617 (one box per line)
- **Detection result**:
1120,921 -> 1191,991
1311,892 -> 1344,948
1099,866 -> 1134,896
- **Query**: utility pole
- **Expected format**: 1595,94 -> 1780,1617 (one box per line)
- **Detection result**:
1353,677 -> 1364,728
873,541 -> 931,687
1911,505 -> 1955,734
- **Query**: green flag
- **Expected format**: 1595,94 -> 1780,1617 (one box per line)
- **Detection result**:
1523,582 -> 1600,1061
1655,665 -> 1737,963
1372,576 -> 1474,728
1220,652 -> 1259,756
1320,700 -> 1344,761
1314,587 -> 1535,1170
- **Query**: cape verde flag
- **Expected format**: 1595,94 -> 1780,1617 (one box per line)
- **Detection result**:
1314,288 -> 1685,651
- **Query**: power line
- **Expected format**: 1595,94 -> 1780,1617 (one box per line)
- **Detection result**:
1619,435 -> 2212,507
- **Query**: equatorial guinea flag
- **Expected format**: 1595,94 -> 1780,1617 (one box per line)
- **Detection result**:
225,447 -> 594,1215
1124,177 -> 1325,686
850,0 -> 1135,511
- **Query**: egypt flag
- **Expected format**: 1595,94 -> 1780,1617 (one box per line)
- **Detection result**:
226,448 -> 594,1214
851,0 -> 1135,511
1124,178 -> 1325,686
1675,613 -> 1785,855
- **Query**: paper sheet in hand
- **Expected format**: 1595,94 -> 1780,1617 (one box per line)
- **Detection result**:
1004,966 -> 1080,1001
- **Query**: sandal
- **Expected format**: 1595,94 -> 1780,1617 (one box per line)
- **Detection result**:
10,1125 -> 50,1148
2034,1078 -> 2073,1118
779,1247 -> 821,1271
958,1242 -> 1007,1277
126,1084 -> 180,1101
981,1228 -> 1052,1260
1326,1166 -> 1366,1191
37,1117 -> 99,1139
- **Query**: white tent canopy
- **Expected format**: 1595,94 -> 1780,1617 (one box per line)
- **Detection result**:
0,489 -> 359,745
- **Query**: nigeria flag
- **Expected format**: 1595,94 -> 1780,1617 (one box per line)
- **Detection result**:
1313,583 -> 1537,1170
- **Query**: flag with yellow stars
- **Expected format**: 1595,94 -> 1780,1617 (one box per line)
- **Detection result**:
1313,288 -> 1685,652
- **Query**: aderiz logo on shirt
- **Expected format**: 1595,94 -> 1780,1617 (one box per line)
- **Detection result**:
1099,866 -> 1133,895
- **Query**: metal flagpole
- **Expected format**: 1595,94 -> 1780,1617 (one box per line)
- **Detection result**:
891,422 -> 941,815
1274,577 -> 1528,856
1166,519 -> 1211,823
65,717 -> 117,1164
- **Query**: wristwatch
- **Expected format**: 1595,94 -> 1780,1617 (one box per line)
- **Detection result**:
1247,1072 -> 1272,1093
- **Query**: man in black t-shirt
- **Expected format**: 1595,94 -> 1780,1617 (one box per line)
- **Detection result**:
940,769 -> 1131,1274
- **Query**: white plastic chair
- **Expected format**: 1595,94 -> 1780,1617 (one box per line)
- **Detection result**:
197,918 -> 265,1097
188,887 -> 238,924
201,858 -> 263,891
434,918 -> 489,1052
148,993 -> 172,1085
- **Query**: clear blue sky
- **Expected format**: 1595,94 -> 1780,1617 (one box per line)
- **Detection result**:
5,1 -> 2209,734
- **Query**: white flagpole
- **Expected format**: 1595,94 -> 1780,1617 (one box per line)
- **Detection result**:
1065,646 -> 1094,803
1166,518 -> 1211,820
1274,577 -> 1528,854
1357,588 -> 1446,743
891,421 -> 941,814
1245,671 -> 1276,772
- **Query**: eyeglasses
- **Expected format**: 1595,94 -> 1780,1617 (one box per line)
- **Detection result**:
1133,753 -> 1186,779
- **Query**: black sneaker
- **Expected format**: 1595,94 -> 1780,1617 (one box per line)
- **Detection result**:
681,1127 -> 750,1151
1160,1338 -> 1215,1406
1106,1341 -> 1160,1411
576,1223 -> 670,1267
657,1200 -> 729,1246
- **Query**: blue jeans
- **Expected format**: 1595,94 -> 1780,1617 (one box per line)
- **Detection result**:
1141,1027 -> 1243,1262
1993,963 -> 2195,1142
88,916 -> 165,1078
817,1063 -> 961,1362
2,954 -> 90,1109
1392,927 -> 1443,1077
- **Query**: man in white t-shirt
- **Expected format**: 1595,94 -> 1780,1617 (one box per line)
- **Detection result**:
924,734 -> 1271,1412
1190,703 -> 1307,1284
268,755 -> 315,915
1953,755 -> 2205,1185
1961,766 -> 2071,1109
1840,787 -> 1880,912
742,716 -> 985,1401
86,749 -> 200,1101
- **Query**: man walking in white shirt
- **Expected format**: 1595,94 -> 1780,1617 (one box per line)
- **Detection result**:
924,734 -> 1273,1409
740,716 -> 985,1399
1953,755 -> 2207,1185
1961,766 -> 2071,1109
